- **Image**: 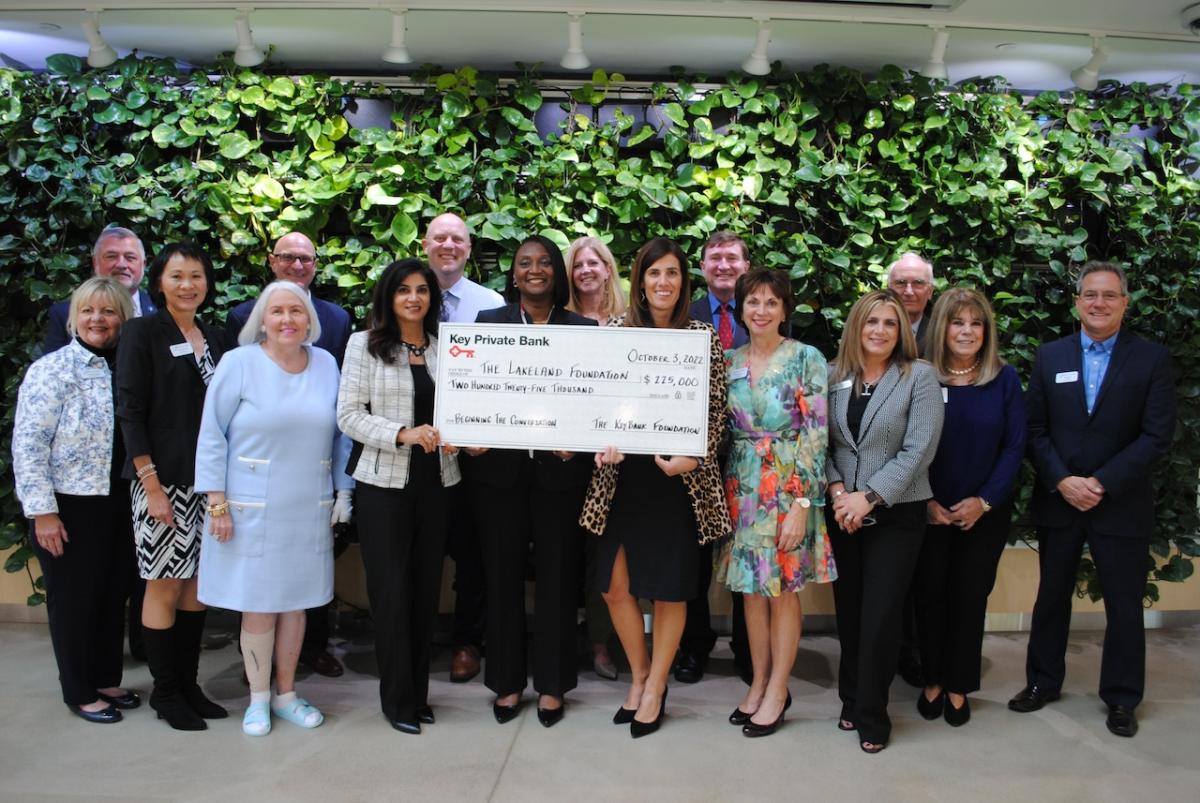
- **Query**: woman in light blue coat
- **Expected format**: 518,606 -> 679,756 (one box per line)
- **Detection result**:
195,280 -> 352,736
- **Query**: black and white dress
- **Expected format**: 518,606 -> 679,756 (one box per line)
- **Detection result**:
131,344 -> 215,580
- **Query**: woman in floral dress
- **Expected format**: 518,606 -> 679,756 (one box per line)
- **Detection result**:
717,268 -> 835,737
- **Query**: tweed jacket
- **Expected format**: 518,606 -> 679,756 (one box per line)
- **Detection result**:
579,317 -> 732,545
827,359 -> 943,506
336,330 -> 460,490
13,339 -> 116,516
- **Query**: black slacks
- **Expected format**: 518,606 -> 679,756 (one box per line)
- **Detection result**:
914,504 -> 1011,695
1026,521 -> 1148,709
828,501 -> 926,745
445,480 -> 486,649
34,491 -> 133,706
355,474 -> 448,722
471,456 -> 585,698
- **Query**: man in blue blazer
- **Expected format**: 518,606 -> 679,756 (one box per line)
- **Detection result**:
224,231 -> 353,677
1009,262 -> 1175,738
43,226 -> 157,353
677,230 -> 750,685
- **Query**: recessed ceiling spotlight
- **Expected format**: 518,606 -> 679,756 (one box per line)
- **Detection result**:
741,18 -> 772,76
80,11 -> 118,69
233,8 -> 266,68
560,12 -> 589,71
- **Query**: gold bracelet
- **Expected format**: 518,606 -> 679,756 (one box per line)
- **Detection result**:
137,469 -> 157,483
206,501 -> 230,517
135,462 -> 157,479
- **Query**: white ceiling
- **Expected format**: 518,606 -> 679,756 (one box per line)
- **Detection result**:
1,1 -> 1199,90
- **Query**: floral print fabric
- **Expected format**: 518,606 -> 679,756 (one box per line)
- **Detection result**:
717,339 -> 836,596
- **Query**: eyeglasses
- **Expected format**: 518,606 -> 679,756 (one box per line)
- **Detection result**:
272,253 -> 316,265
890,279 -> 929,290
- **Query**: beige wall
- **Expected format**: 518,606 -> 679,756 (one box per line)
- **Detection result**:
6,544 -> 1199,627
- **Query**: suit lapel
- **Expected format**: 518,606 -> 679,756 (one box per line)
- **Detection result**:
830,374 -> 855,448
158,310 -> 203,379
1089,330 -> 1133,418
1064,335 -> 1088,416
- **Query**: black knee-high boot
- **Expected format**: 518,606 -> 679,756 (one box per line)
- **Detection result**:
143,624 -> 206,730
173,610 -> 227,719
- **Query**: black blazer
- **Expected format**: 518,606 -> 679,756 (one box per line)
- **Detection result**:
115,309 -> 228,485
465,303 -> 598,490
688,295 -> 750,349
44,289 -> 157,354
1026,330 -> 1175,537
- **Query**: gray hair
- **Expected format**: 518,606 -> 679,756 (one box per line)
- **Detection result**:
886,252 -> 934,283
1075,261 -> 1128,295
93,226 -> 145,261
66,277 -> 134,338
237,281 -> 321,346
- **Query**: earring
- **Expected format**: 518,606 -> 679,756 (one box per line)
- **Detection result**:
260,325 -> 267,332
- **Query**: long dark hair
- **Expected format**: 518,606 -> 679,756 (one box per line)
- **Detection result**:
147,241 -> 216,311
625,236 -> 691,329
367,258 -> 442,364
502,234 -> 571,309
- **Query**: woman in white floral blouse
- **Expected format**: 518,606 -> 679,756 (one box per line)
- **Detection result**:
13,277 -> 139,724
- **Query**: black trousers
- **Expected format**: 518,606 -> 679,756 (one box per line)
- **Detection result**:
471,457 -> 585,698
1026,522 -> 1148,709
680,539 -> 748,664
828,501 -> 926,745
914,504 -> 1011,695
34,491 -> 133,706
355,476 -> 448,721
446,481 -> 486,649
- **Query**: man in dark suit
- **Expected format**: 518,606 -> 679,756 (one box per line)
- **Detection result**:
886,252 -> 934,354
677,230 -> 750,684
42,225 -> 155,661
44,226 -> 157,353
225,231 -> 353,678
1009,262 -> 1175,738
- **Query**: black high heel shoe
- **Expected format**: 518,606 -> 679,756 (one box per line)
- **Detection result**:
730,691 -> 791,725
493,697 -> 521,724
743,711 -> 783,737
67,703 -> 122,724
630,687 -> 667,739
416,705 -> 435,725
537,698 -> 565,728
613,706 -> 637,724
917,689 -> 945,720
944,696 -> 970,727
97,689 -> 141,710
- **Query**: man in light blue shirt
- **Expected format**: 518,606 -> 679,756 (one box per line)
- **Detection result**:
1081,329 -> 1116,415
423,213 -> 503,324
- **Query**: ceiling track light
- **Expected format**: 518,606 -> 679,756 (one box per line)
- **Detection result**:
234,7 -> 266,68
1070,35 -> 1108,91
920,26 -> 950,81
81,10 -> 118,69
560,12 -> 589,71
741,18 -> 771,76
382,8 -> 412,64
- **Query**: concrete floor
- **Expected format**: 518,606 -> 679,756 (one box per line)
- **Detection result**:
0,622 -> 1197,803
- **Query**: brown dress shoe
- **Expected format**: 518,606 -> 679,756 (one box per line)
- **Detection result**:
301,650 -> 344,678
451,646 -> 481,683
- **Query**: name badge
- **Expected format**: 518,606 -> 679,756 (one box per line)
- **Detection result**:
831,379 -> 853,392
1055,371 -> 1079,384
169,342 -> 193,358
941,386 -> 948,403
729,367 -> 749,382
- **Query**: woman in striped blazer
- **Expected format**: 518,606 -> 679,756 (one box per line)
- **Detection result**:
825,289 -> 944,754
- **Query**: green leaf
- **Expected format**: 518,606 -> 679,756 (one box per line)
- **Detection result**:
365,184 -> 404,206
267,77 -> 296,97
1066,109 -> 1091,133
514,84 -> 543,111
45,54 -> 82,75
92,103 -> 126,124
924,115 -> 948,130
390,211 -> 417,245
218,132 -> 254,160
151,123 -> 176,147
864,109 -> 884,130
252,175 -> 285,200
1107,150 -> 1134,172
742,173 -> 763,200
662,103 -> 686,128
893,95 -> 916,113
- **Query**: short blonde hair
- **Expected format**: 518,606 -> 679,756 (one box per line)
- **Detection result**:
66,277 -> 134,338
565,236 -> 626,319
926,287 -> 1005,386
830,289 -> 917,390
238,281 -> 321,346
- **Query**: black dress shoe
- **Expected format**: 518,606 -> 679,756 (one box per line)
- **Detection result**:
493,701 -> 521,724
1008,685 -> 1061,713
390,718 -> 421,735
673,653 -> 705,684
630,688 -> 667,739
743,711 -> 783,737
97,689 -> 141,710
730,691 -> 791,725
944,696 -> 971,727
415,706 -> 435,725
67,703 -> 122,724
613,706 -> 637,725
917,689 -> 944,720
301,650 -> 344,678
1106,705 -> 1138,738
537,703 -> 565,728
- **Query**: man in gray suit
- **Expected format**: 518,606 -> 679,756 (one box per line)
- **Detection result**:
886,252 -> 934,354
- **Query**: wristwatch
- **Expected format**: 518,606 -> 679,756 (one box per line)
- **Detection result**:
864,490 -> 882,507
979,497 -> 992,513
796,497 -> 812,509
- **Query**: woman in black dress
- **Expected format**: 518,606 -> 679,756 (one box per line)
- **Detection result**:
580,237 -> 730,738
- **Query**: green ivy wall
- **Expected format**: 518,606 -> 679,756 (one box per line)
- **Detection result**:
1,55 -> 1197,604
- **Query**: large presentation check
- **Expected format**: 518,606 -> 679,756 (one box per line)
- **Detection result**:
433,323 -> 711,456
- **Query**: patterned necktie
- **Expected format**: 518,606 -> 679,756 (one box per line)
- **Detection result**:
439,290 -> 453,322
717,303 -> 733,350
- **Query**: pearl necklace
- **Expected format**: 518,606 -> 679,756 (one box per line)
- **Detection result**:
948,360 -> 980,376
